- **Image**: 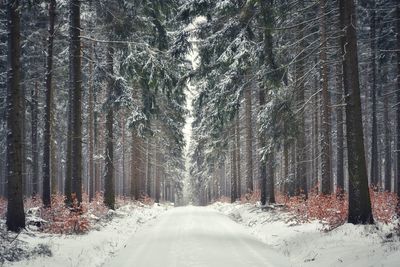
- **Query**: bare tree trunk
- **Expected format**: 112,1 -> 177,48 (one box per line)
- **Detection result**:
146,138 -> 152,197
121,114 -> 126,196
244,87 -> 253,193
296,0 -> 307,198
42,0 -> 56,207
283,141 -> 289,195
369,0 -> 379,189
235,113 -> 241,198
155,125 -> 161,203
50,111 -> 57,195
395,4 -> 400,212
6,0 -> 25,232
335,61 -> 345,193
313,80 -> 320,192
88,43 -> 95,201
131,130 -> 140,200
231,126 -> 238,203
70,0 -> 83,204
31,82 -> 39,196
339,0 -> 373,224
104,44 -> 115,209
259,87 -> 267,205
383,82 -> 391,191
319,0 -> 332,195
65,80 -> 72,204
268,150 -> 275,203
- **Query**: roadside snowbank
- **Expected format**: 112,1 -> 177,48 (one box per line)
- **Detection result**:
211,202 -> 400,267
1,203 -> 170,267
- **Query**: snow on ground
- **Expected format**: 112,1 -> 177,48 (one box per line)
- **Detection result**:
104,206 -> 290,267
1,203 -> 170,267
211,202 -> 400,267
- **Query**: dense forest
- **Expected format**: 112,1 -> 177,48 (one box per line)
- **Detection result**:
185,0 -> 400,224
1,0 -> 400,234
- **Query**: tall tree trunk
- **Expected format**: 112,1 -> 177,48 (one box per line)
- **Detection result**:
244,87 -> 253,194
313,79 -> 320,191
395,4 -> 400,209
155,125 -> 161,203
268,150 -> 275,203
104,44 -> 115,209
121,114 -> 126,196
369,1 -> 379,189
50,111 -> 57,195
235,113 -> 241,198
383,82 -> 391,191
339,0 -> 373,224
146,138 -> 152,197
395,3 -> 400,203
43,0 -> 56,207
6,0 -> 25,232
283,141 -> 289,195
335,61 -> 345,193
295,0 -> 307,198
231,127 -> 238,203
65,80 -> 73,205
70,0 -> 83,204
88,43 -> 95,201
94,98 -> 100,194
131,130 -> 140,200
31,81 -> 39,196
259,88 -> 267,205
319,0 -> 332,195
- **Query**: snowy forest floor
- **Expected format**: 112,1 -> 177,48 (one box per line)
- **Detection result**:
211,202 -> 400,266
1,201 -> 171,267
1,200 -> 400,267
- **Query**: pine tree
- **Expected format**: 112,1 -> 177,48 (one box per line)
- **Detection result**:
6,0 -> 26,232
70,0 -> 83,204
339,0 -> 373,224
42,0 -> 56,207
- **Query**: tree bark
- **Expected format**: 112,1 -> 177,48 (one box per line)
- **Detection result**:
235,113 -> 241,198
335,61 -> 345,193
231,126 -> 238,203
104,44 -> 115,209
259,87 -> 267,205
296,0 -> 307,198
70,0 -> 83,204
121,114 -> 126,196
268,150 -> 275,203
31,82 -> 39,196
319,0 -> 332,195
369,0 -> 379,189
131,130 -> 140,200
395,3 -> 400,209
146,138 -> 152,197
43,0 -> 56,207
339,0 -> 373,224
6,0 -> 26,232
88,43 -> 95,201
383,82 -> 391,191
244,87 -> 253,194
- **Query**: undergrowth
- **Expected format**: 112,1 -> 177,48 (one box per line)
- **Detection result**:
1,193 -> 155,235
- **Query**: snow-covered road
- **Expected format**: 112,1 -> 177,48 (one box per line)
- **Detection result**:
105,206 -> 290,267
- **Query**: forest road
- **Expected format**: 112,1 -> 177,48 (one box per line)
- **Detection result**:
104,206 -> 290,267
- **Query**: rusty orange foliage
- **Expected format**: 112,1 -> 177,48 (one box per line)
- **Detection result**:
275,187 -> 398,227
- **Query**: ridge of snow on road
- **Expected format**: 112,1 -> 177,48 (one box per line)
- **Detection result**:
211,202 -> 400,267
2,203 -> 170,267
